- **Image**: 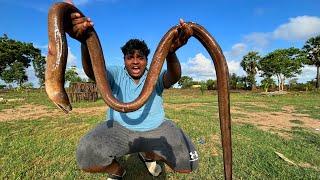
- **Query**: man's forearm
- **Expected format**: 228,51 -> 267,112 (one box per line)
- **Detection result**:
166,52 -> 181,84
81,43 -> 95,81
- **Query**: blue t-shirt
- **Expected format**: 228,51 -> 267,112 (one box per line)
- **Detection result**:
106,66 -> 166,131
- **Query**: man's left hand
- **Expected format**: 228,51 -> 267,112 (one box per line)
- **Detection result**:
169,19 -> 193,54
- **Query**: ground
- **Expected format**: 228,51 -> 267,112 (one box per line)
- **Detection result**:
0,89 -> 319,179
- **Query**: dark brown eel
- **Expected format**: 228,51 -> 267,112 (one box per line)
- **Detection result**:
45,2 -> 232,179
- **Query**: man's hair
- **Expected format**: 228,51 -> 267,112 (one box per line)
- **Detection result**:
121,39 -> 150,58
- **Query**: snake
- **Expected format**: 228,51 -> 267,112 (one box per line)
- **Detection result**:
45,2 -> 232,180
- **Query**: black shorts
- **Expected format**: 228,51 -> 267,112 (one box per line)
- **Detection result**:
76,120 -> 199,172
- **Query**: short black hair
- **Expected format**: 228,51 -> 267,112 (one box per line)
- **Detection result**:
121,39 -> 150,58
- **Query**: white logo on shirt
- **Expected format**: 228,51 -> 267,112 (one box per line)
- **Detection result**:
189,151 -> 199,161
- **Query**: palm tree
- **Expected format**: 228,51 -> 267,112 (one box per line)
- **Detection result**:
303,35 -> 320,89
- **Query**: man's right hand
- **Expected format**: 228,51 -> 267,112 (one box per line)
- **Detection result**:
70,12 -> 94,39
65,1 -> 94,40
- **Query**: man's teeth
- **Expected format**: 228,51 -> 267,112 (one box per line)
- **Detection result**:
132,67 -> 140,73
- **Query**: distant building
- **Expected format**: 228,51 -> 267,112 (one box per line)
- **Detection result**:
191,84 -> 201,88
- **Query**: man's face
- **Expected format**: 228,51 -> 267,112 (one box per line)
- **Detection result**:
124,50 -> 147,80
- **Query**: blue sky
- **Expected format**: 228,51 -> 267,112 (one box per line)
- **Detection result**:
1,0 -> 320,86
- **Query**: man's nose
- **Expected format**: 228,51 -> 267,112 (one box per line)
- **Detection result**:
133,57 -> 139,64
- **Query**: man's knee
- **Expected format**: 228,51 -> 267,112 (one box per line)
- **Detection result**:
76,136 -> 112,171
76,136 -> 93,170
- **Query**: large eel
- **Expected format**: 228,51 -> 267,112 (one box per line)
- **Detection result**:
45,2 -> 232,179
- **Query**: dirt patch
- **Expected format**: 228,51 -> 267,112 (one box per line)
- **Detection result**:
234,101 -> 269,109
232,105 -> 320,138
0,98 -> 24,103
70,106 -> 108,115
210,134 -> 220,156
0,104 -> 59,122
0,104 -> 108,122
282,105 -> 295,113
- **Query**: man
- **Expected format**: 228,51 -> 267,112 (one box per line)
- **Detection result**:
69,5 -> 199,180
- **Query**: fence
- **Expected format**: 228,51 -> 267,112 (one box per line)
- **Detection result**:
67,82 -> 98,102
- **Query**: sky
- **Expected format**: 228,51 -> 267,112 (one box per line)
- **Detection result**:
1,0 -> 320,87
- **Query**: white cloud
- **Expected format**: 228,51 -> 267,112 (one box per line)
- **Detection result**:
241,16 -> 320,50
227,60 -> 241,75
230,43 -> 247,57
296,65 -> 317,83
181,53 -> 243,81
224,43 -> 248,62
244,32 -> 271,48
181,53 -> 216,81
77,68 -> 89,80
67,47 -> 77,68
273,16 -> 320,40
26,64 -> 39,87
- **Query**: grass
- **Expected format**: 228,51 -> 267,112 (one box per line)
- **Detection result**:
0,89 -> 319,179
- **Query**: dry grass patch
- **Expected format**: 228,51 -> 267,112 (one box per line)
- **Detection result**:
232,105 -> 320,138
0,104 -> 108,122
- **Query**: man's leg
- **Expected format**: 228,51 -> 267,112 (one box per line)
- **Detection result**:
82,159 -> 125,175
76,121 -> 130,179
134,120 -> 199,173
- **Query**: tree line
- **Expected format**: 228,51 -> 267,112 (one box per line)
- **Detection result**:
0,34 -> 319,91
0,34 -> 88,89
179,35 -> 320,91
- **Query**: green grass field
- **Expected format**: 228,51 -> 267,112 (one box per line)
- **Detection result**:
0,89 -> 319,179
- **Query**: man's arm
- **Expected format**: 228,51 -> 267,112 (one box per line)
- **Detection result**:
163,52 -> 181,89
162,19 -> 192,89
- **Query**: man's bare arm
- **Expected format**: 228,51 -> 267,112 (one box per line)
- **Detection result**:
163,19 -> 192,89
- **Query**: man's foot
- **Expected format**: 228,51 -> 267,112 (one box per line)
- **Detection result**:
107,170 -> 126,180
138,152 -> 162,176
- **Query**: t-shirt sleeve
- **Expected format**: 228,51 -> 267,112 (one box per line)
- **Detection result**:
106,66 -> 121,89
155,70 -> 166,95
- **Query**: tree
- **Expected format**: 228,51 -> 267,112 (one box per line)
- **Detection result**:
260,76 -> 276,92
65,66 -> 83,85
33,55 -> 46,87
206,79 -> 216,90
1,62 -> 27,86
288,78 -> 298,90
238,76 -> 249,90
199,81 -> 207,95
258,47 -> 303,91
229,73 -> 240,90
0,34 -> 45,87
178,75 -> 193,88
240,51 -> 261,90
302,35 -> 320,89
